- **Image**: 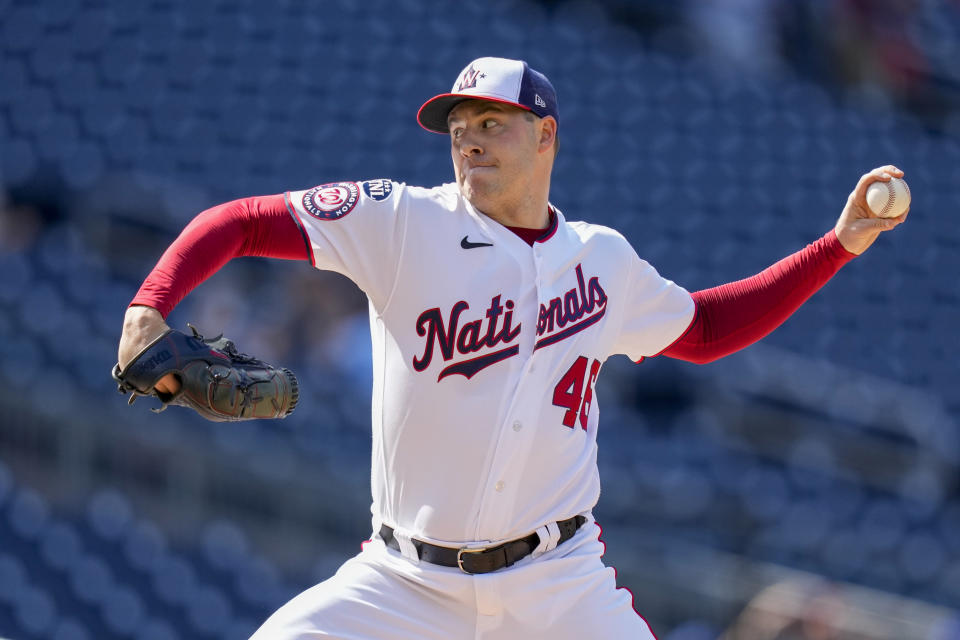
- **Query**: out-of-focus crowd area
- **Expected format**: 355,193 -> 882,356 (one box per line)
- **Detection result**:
1,1 -> 959,638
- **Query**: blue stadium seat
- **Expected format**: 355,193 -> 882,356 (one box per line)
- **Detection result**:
53,61 -> 99,111
50,617 -> 92,640
123,521 -> 168,573
657,465 -> 715,520
185,586 -> 232,636
81,91 -> 128,138
100,585 -> 146,636
0,554 -> 27,605
68,555 -> 114,606
900,532 -> 947,585
859,498 -> 908,553
820,527 -> 869,579
0,463 -> 10,508
201,521 -> 249,573
29,32 -> 74,83
1,6 -> 44,53
738,466 -> 790,523
235,555 -> 284,609
8,86 -> 55,140
13,585 -> 58,638
87,490 -> 135,542
0,56 -> 29,111
223,617 -> 261,640
139,618 -> 180,640
35,112 -> 81,165
61,142 -> 107,190
40,522 -> 84,573
0,249 -> 29,306
151,554 -> 199,606
8,488 -> 51,541
664,621 -> 718,640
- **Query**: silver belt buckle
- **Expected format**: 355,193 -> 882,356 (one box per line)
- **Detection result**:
456,544 -> 490,574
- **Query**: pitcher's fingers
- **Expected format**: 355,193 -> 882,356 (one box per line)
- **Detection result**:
887,207 -> 909,225
852,166 -> 901,202
866,216 -> 904,232
873,165 -> 903,178
154,373 -> 181,395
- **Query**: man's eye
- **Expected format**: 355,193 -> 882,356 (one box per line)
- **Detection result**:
451,128 -> 463,138
483,119 -> 498,128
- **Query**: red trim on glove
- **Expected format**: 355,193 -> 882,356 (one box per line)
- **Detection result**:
130,194 -> 309,318
660,230 -> 856,364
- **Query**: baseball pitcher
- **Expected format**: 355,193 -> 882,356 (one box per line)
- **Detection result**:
116,58 -> 907,639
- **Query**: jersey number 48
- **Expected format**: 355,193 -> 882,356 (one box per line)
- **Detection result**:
552,356 -> 601,431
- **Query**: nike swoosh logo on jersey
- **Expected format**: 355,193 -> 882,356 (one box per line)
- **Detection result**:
461,236 -> 493,249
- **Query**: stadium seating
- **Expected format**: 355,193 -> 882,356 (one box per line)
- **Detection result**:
1,0 -> 958,637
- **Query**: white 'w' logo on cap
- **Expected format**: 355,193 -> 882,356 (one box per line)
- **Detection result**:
458,65 -> 482,91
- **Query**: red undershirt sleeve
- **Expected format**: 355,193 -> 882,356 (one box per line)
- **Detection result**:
130,194 -> 310,318
660,230 -> 857,364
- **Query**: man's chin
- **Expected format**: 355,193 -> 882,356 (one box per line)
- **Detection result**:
460,190 -> 493,216
462,174 -> 500,195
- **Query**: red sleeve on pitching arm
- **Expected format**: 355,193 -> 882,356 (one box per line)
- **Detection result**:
130,194 -> 310,318
660,230 -> 857,364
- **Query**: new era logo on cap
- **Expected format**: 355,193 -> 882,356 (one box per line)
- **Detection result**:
417,57 -> 559,134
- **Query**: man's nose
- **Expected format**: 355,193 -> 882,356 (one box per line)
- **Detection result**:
457,132 -> 482,156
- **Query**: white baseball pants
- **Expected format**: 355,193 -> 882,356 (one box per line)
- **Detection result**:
250,517 -> 657,640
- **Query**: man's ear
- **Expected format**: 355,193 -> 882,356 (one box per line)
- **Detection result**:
538,116 -> 557,153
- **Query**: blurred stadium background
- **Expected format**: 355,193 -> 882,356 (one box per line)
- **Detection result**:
1,0 -> 959,638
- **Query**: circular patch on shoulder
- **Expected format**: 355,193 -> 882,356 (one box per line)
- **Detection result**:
362,179 -> 394,202
302,182 -> 360,220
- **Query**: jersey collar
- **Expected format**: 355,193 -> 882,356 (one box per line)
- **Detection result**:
535,206 -> 559,243
453,185 -> 565,256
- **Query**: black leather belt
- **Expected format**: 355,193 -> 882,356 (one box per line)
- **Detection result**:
379,515 -> 586,574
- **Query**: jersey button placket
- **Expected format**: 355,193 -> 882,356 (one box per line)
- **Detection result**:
532,246 -> 544,365
474,239 -> 539,536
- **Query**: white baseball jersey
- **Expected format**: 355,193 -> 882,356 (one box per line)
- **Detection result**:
284,179 -> 694,547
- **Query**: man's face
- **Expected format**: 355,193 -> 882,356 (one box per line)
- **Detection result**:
447,100 -> 541,212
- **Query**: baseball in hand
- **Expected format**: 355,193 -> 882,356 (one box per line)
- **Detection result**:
866,176 -> 911,218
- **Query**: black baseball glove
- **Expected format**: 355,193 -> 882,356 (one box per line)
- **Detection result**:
112,325 -> 299,422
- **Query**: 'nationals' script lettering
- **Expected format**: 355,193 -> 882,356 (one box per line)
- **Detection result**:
413,295 -> 521,381
411,265 -> 607,380
534,264 -> 607,350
